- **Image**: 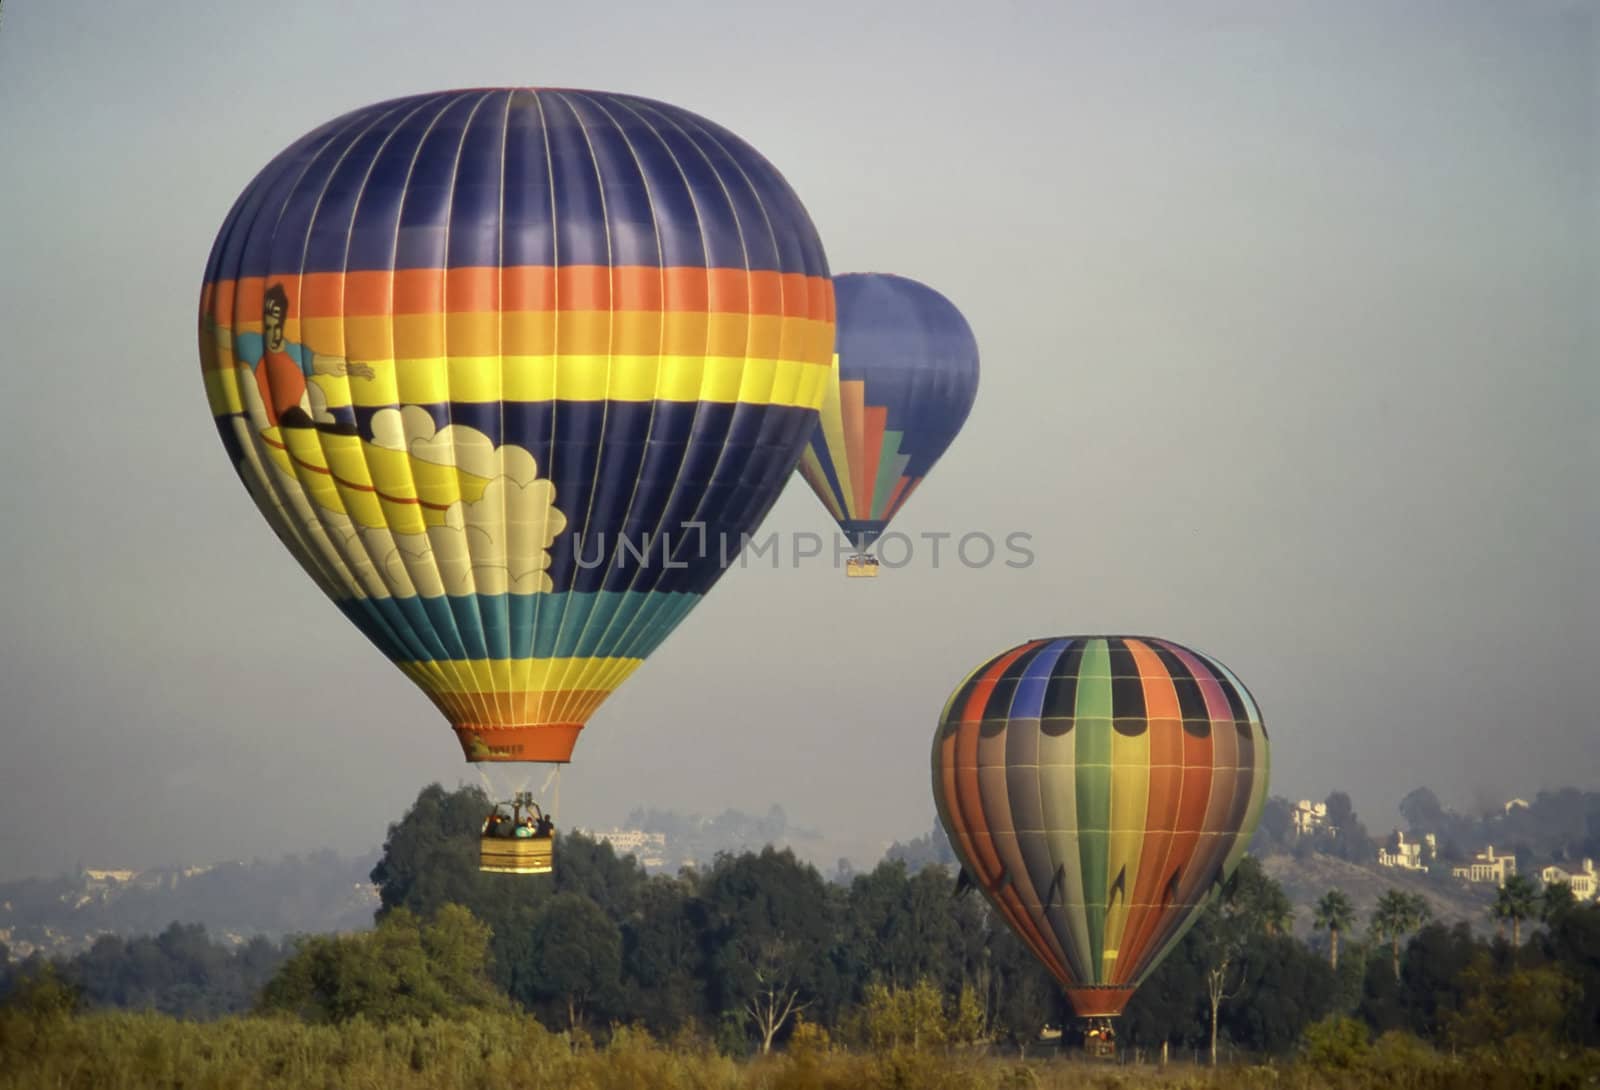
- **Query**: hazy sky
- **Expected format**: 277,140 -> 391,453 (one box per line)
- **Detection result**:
0,0 -> 1593,880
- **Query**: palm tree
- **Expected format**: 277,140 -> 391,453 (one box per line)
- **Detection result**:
1493,874 -> 1540,946
1540,879 -> 1577,927
1313,890 -> 1355,971
1490,896 -> 1509,941
1370,889 -> 1431,980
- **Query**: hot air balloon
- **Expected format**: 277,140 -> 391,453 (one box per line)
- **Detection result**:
198,89 -> 834,874
796,273 -> 977,577
931,636 -> 1268,1033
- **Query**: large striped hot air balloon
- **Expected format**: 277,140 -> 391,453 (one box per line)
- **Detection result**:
796,273 -> 978,576
199,89 -> 834,870
932,636 -> 1269,1019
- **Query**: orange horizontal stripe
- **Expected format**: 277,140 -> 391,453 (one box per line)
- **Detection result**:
199,311 -> 834,371
205,267 -> 834,324
427,689 -> 613,727
452,723 -> 585,764
351,311 -> 819,361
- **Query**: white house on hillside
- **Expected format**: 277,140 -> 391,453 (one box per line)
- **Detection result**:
1452,844 -> 1516,887
588,828 -> 668,868
1540,860 -> 1598,901
1378,830 -> 1435,871
1293,800 -> 1330,836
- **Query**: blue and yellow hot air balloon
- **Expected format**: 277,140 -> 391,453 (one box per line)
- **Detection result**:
198,89 -> 834,871
796,273 -> 978,576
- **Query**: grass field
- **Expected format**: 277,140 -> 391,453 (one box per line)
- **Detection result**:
2,1009 -> 1595,1090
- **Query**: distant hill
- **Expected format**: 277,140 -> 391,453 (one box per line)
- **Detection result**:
0,850 -> 380,958
1260,852 -> 1498,942
617,805 -> 825,870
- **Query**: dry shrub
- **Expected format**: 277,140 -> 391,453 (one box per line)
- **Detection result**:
1,1010 -> 1597,1090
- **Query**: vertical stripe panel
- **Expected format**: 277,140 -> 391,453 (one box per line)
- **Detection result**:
1073,639 -> 1114,977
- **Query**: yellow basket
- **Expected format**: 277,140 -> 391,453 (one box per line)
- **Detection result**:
479,833 -> 555,875
845,555 -> 880,578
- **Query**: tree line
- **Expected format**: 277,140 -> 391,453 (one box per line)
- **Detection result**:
3,783 -> 1598,1062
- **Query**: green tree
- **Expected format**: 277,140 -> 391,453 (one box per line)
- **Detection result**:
552,833 -> 648,920
950,982 -> 989,1046
836,861 -> 972,1001
0,962 -> 81,1020
369,783 -> 578,1004
1203,910 -> 1246,1066
1539,880 -> 1577,928
1222,931 -> 1339,1053
882,821 -> 957,872
1399,787 -> 1447,833
1302,1014 -> 1371,1069
1251,796 -> 1295,855
1537,903 -> 1600,1045
1313,890 -> 1356,971
1198,857 -> 1292,1065
1320,792 -> 1378,862
981,914 -> 1063,1055
370,784 -> 507,921
422,904 -> 505,1006
700,848 -> 835,1054
1229,855 -> 1295,935
258,905 -> 501,1023
619,875 -> 708,1035
61,923 -> 285,1018
1391,922 -> 1481,1041
1491,874 -> 1539,947
1193,855 -> 1299,1063
521,892 -> 622,1030
856,978 -> 948,1051
1120,857 -> 1299,1059
1370,890 -> 1430,981
1448,958 -> 1580,1049
1119,916 -> 1209,1050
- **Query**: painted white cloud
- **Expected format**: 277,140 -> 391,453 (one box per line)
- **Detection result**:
362,407 -> 568,596
369,405 -> 438,453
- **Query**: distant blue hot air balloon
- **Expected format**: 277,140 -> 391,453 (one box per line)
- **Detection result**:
796,273 -> 978,575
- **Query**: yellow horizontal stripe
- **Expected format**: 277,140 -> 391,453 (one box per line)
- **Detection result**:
211,354 -> 829,411
399,657 -> 642,692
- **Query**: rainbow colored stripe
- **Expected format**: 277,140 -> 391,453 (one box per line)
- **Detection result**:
798,274 -> 978,546
798,369 -> 922,530
199,90 -> 834,762
932,637 -> 1269,1017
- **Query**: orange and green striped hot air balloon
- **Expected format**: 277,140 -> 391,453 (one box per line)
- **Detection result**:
932,636 -> 1269,1019
198,90 -> 834,823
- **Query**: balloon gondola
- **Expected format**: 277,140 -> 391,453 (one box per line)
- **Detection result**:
932,636 -> 1269,1040
479,790 -> 556,875
198,89 -> 836,872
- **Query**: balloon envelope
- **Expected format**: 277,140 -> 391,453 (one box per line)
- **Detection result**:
932,636 -> 1269,1017
797,273 -> 977,547
199,89 -> 834,765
